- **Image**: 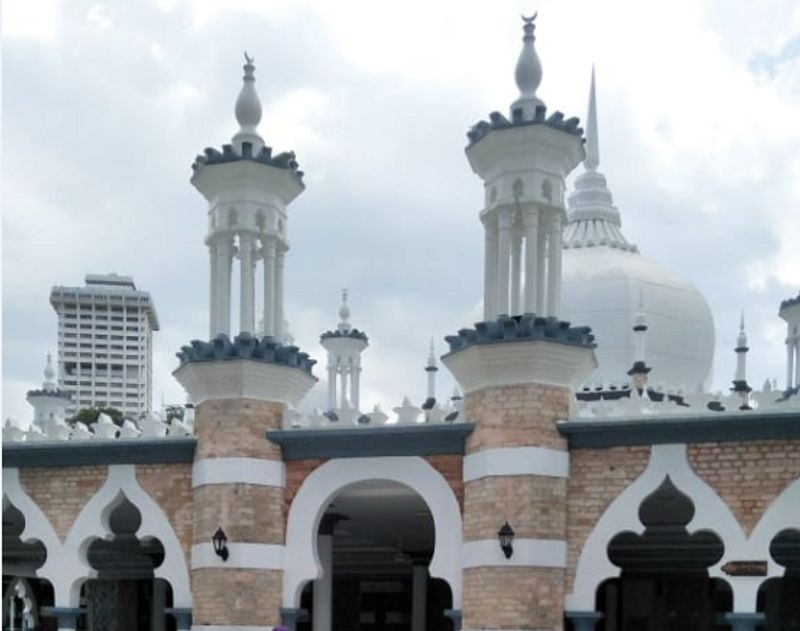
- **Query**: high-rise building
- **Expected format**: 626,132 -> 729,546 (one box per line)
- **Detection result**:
50,273 -> 159,419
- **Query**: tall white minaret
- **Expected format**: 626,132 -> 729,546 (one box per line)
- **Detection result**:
779,293 -> 800,390
564,68 -> 636,252
320,291 -> 369,411
192,53 -> 304,340
425,339 -> 438,402
731,314 -> 752,409
467,15 -> 584,321
26,353 -> 71,432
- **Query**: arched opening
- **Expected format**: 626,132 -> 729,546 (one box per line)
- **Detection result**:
297,480 -> 454,631
757,528 -> 800,630
2,501 -> 55,630
78,497 -> 176,631
594,476 -> 730,630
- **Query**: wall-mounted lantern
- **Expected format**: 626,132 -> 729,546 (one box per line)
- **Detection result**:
212,527 -> 229,561
498,521 -> 515,559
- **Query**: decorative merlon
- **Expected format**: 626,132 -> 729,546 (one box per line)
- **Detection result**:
445,314 -> 595,353
176,332 -> 316,374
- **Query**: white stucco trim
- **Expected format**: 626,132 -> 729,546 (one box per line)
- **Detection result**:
463,447 -> 569,481
191,542 -> 283,569
2,469 -> 69,605
192,458 -> 285,488
463,538 -> 566,568
282,456 -> 463,609
566,443 -> 798,614
66,464 -> 192,608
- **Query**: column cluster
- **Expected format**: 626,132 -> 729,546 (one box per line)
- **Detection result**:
208,232 -> 286,339
779,294 -> 800,391
482,205 -> 562,321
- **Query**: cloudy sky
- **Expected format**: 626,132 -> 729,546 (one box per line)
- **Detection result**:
3,0 -> 799,424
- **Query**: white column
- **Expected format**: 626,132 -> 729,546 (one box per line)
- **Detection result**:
426,368 -> 437,400
217,237 -> 233,336
151,579 -> 166,631
411,565 -> 427,631
795,339 -> 800,387
339,365 -> 348,407
510,229 -> 522,315
208,239 -> 219,337
262,239 -> 277,337
523,209 -> 539,313
536,226 -> 547,314
351,360 -> 361,410
239,234 -> 256,334
483,218 -> 498,321
496,210 -> 512,316
787,340 -> 795,390
327,362 -> 337,410
313,534 -> 333,631
546,218 -> 561,318
275,248 -> 285,339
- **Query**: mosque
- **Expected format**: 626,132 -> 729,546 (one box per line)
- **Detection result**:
3,15 -> 799,631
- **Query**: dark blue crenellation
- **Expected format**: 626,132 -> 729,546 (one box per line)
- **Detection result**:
444,314 -> 595,354
192,142 -> 304,182
780,292 -> 800,311
467,106 -> 583,146
176,332 -> 316,375
319,329 -> 368,342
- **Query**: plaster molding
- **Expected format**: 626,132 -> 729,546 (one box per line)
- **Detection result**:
443,339 -> 596,393
463,538 -> 566,568
282,456 -> 463,609
191,543 -> 283,570
192,458 -> 284,488
463,446 -> 569,481
174,359 -> 316,406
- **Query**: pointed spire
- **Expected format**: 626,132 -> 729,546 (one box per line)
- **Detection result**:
337,288 -> 351,333
510,14 -> 545,121
43,353 -> 57,392
427,338 -> 437,369
585,65 -> 599,172
732,311 -> 752,406
231,52 -> 265,155
737,312 -> 748,350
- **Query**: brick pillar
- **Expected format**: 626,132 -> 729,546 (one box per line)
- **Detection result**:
174,350 -> 316,629
443,321 -> 596,631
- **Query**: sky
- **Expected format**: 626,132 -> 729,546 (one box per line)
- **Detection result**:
3,0 -> 800,425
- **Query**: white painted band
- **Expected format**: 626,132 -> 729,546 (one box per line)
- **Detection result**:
462,538 -> 567,568
192,458 -> 285,488
191,542 -> 283,569
463,446 -> 569,481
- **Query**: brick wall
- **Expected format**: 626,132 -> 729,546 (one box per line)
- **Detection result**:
193,484 -> 283,544
565,446 -> 651,593
687,439 -> 800,535
191,568 -> 282,626
465,384 -> 570,453
18,466 -> 108,541
136,463 -> 193,561
194,398 -> 284,460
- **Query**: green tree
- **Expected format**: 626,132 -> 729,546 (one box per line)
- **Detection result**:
68,407 -> 124,427
165,405 -> 185,423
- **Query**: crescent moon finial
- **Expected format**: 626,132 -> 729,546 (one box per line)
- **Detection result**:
244,51 -> 254,65
521,12 -> 537,24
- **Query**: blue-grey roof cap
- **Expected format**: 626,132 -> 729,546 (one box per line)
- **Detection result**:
192,143 -> 304,182
319,329 -> 369,343
176,332 -> 316,375
466,107 -> 583,147
780,292 -> 800,311
444,313 -> 595,353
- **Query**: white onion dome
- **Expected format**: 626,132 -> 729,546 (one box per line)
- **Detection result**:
43,352 -> 57,391
510,14 -> 545,121
561,70 -> 715,392
337,289 -> 352,333
231,52 -> 265,155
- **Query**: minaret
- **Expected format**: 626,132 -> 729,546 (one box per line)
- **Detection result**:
564,68 -> 636,252
779,293 -> 800,391
175,55 -> 316,631
425,339 -> 438,402
320,290 -> 369,411
445,16 -> 596,631
467,14 -> 584,320
627,297 -> 651,391
731,314 -> 752,409
26,353 -> 71,433
191,53 -> 304,339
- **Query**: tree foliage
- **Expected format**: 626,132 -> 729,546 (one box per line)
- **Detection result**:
68,407 -> 124,427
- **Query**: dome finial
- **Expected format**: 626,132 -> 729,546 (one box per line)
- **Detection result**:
337,288 -> 351,333
43,352 -> 56,391
510,13 -> 545,121
585,65 -> 600,172
232,51 -> 265,155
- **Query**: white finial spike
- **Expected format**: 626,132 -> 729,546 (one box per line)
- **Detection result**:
232,52 -> 265,155
43,353 -> 57,391
585,65 -> 599,172
510,13 -> 545,121
737,312 -> 748,349
337,288 -> 352,332
427,337 -> 437,368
